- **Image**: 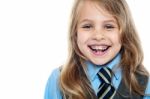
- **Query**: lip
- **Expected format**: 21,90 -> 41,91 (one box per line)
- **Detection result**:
87,44 -> 111,56
88,42 -> 111,46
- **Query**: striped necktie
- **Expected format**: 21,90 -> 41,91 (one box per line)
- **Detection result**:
97,67 -> 116,99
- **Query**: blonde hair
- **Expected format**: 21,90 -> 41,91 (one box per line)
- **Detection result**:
59,0 -> 149,98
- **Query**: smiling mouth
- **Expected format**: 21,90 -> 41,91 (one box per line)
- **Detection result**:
88,45 -> 111,53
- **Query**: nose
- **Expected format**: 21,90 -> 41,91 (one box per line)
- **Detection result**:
92,27 -> 105,41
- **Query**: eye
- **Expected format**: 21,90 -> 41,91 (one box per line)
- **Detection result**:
104,24 -> 115,30
82,24 -> 93,29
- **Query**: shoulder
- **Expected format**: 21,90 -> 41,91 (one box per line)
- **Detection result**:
145,77 -> 150,95
44,67 -> 62,99
48,68 -> 61,81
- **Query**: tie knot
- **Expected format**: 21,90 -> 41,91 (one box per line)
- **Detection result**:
97,67 -> 112,84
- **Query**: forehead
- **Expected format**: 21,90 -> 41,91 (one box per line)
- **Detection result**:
78,1 -> 116,23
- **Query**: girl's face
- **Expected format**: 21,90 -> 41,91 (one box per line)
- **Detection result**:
77,1 -> 121,65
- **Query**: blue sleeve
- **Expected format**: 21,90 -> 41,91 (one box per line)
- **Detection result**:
143,77 -> 150,99
44,68 -> 62,99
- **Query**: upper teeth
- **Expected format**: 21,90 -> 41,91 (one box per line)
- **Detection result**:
90,45 -> 108,50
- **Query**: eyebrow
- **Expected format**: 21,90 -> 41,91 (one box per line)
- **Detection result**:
78,19 -> 92,24
78,18 -> 117,24
103,20 -> 117,23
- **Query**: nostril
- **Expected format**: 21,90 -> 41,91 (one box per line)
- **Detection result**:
92,34 -> 105,41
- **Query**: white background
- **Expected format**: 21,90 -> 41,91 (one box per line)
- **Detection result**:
0,0 -> 150,99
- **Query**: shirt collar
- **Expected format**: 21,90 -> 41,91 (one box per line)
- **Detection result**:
86,53 -> 121,81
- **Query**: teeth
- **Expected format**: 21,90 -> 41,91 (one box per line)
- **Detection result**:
90,45 -> 108,51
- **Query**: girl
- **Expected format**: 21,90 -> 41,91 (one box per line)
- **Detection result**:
45,0 -> 150,99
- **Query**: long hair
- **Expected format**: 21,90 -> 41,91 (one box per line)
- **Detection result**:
59,0 -> 149,98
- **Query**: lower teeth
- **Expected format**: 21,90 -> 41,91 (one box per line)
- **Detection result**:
89,46 -> 110,52
94,48 -> 108,52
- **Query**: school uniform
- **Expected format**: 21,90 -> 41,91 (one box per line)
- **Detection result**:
44,53 -> 150,99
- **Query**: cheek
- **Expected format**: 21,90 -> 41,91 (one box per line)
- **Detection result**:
76,32 -> 88,56
109,33 -> 121,44
77,33 -> 83,49
77,32 -> 88,44
77,32 -> 81,43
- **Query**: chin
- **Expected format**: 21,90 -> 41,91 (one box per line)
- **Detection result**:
90,59 -> 109,66
90,55 -> 116,66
